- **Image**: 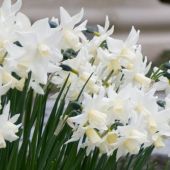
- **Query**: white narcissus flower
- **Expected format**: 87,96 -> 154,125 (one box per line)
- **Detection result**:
106,26 -> 139,62
108,26 -> 138,50
94,27 -> 152,89
0,0 -> 32,93
96,28 -> 151,89
15,18 -> 62,84
0,0 -> 24,62
0,102 -> 20,148
114,114 -> 149,159
67,89 -> 109,131
58,7 -> 88,51
106,85 -> 134,124
52,47 -> 100,101
97,16 -> 114,36
6,18 -> 63,94
122,47 -> 152,89
87,16 -> 114,58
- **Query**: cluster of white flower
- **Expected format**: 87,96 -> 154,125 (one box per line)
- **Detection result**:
67,86 -> 170,159
0,0 -> 169,158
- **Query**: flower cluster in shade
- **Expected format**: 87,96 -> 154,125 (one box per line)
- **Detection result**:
0,0 -> 169,159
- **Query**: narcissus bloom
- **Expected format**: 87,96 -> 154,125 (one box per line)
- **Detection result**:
0,102 -> 20,148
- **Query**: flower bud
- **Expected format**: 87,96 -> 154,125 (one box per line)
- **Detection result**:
60,64 -> 72,71
60,64 -> 78,75
49,20 -> 58,28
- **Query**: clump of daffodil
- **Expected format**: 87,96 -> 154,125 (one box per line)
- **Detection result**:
0,0 -> 169,164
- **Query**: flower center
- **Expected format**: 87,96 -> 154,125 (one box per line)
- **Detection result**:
38,44 -> 50,57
